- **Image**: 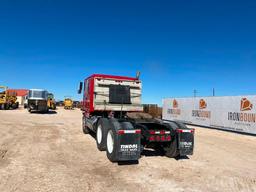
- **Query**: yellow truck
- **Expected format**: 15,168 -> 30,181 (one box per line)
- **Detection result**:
47,93 -> 56,110
0,86 -> 19,110
64,97 -> 73,110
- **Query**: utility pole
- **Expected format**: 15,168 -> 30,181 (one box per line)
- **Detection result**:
193,89 -> 197,97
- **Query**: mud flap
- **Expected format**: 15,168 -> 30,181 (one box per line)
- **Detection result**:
117,133 -> 141,161
177,131 -> 194,156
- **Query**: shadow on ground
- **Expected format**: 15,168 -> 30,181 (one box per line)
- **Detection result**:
30,111 -> 57,115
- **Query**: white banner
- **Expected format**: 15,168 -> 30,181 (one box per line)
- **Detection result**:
162,96 -> 256,134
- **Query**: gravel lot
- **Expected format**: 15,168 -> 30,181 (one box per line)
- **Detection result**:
0,108 -> 255,192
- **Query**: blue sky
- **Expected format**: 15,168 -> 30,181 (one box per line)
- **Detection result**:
0,0 -> 256,104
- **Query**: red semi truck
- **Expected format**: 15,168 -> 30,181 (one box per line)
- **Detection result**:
78,74 -> 194,163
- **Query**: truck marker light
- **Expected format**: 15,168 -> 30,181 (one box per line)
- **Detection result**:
149,136 -> 155,141
166,135 -> 171,141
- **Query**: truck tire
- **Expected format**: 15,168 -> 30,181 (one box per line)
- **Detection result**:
4,103 -> 10,110
82,116 -> 89,134
173,121 -> 187,129
96,118 -> 109,151
106,127 -> 118,162
165,135 -> 179,158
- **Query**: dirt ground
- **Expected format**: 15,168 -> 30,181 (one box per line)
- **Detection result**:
0,108 -> 255,192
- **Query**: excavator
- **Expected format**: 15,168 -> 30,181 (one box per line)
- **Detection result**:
0,86 -> 19,110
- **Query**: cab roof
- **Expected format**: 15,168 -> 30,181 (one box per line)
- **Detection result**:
86,74 -> 139,81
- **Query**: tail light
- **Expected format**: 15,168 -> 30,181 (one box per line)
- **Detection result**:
149,136 -> 155,141
118,129 -> 141,135
176,129 -> 195,133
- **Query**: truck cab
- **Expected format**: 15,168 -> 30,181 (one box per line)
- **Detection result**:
78,74 -> 194,163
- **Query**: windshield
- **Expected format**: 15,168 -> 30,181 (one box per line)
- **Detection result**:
29,90 -> 48,99
0,87 -> 6,93
48,93 -> 54,99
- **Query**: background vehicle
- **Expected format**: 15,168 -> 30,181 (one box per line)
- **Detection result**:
24,95 -> 28,108
27,89 -> 48,113
64,97 -> 73,109
78,74 -> 194,163
47,93 -> 56,110
0,86 -> 19,110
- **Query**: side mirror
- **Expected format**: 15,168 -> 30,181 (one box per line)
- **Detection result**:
136,71 -> 141,79
78,82 -> 83,94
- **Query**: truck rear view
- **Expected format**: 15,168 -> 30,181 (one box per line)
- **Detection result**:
78,74 -> 194,163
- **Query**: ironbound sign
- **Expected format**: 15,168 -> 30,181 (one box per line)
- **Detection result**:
163,96 -> 256,134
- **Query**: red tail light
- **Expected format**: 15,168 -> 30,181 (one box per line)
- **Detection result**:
161,136 -> 165,141
118,130 -> 125,135
176,129 -> 195,133
160,130 -> 165,135
156,136 -> 160,141
166,135 -> 171,141
118,129 -> 141,135
149,136 -> 155,141
149,130 -> 155,134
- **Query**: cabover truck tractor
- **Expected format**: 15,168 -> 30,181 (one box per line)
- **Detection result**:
78,74 -> 194,163
0,86 -> 19,110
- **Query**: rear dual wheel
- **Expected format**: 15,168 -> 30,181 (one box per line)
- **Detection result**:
106,128 -> 118,162
82,116 -> 89,134
165,136 -> 179,158
96,118 -> 109,151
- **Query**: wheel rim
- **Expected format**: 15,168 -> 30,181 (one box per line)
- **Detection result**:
97,124 -> 102,144
107,130 -> 114,154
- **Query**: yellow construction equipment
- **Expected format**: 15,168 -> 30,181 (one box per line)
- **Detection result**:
64,97 -> 73,110
47,93 -> 56,110
0,86 -> 19,110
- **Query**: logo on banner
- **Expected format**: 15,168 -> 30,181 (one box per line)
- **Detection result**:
173,99 -> 178,108
199,99 -> 207,109
192,99 -> 211,119
240,98 -> 253,111
167,99 -> 181,115
228,98 -> 255,123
